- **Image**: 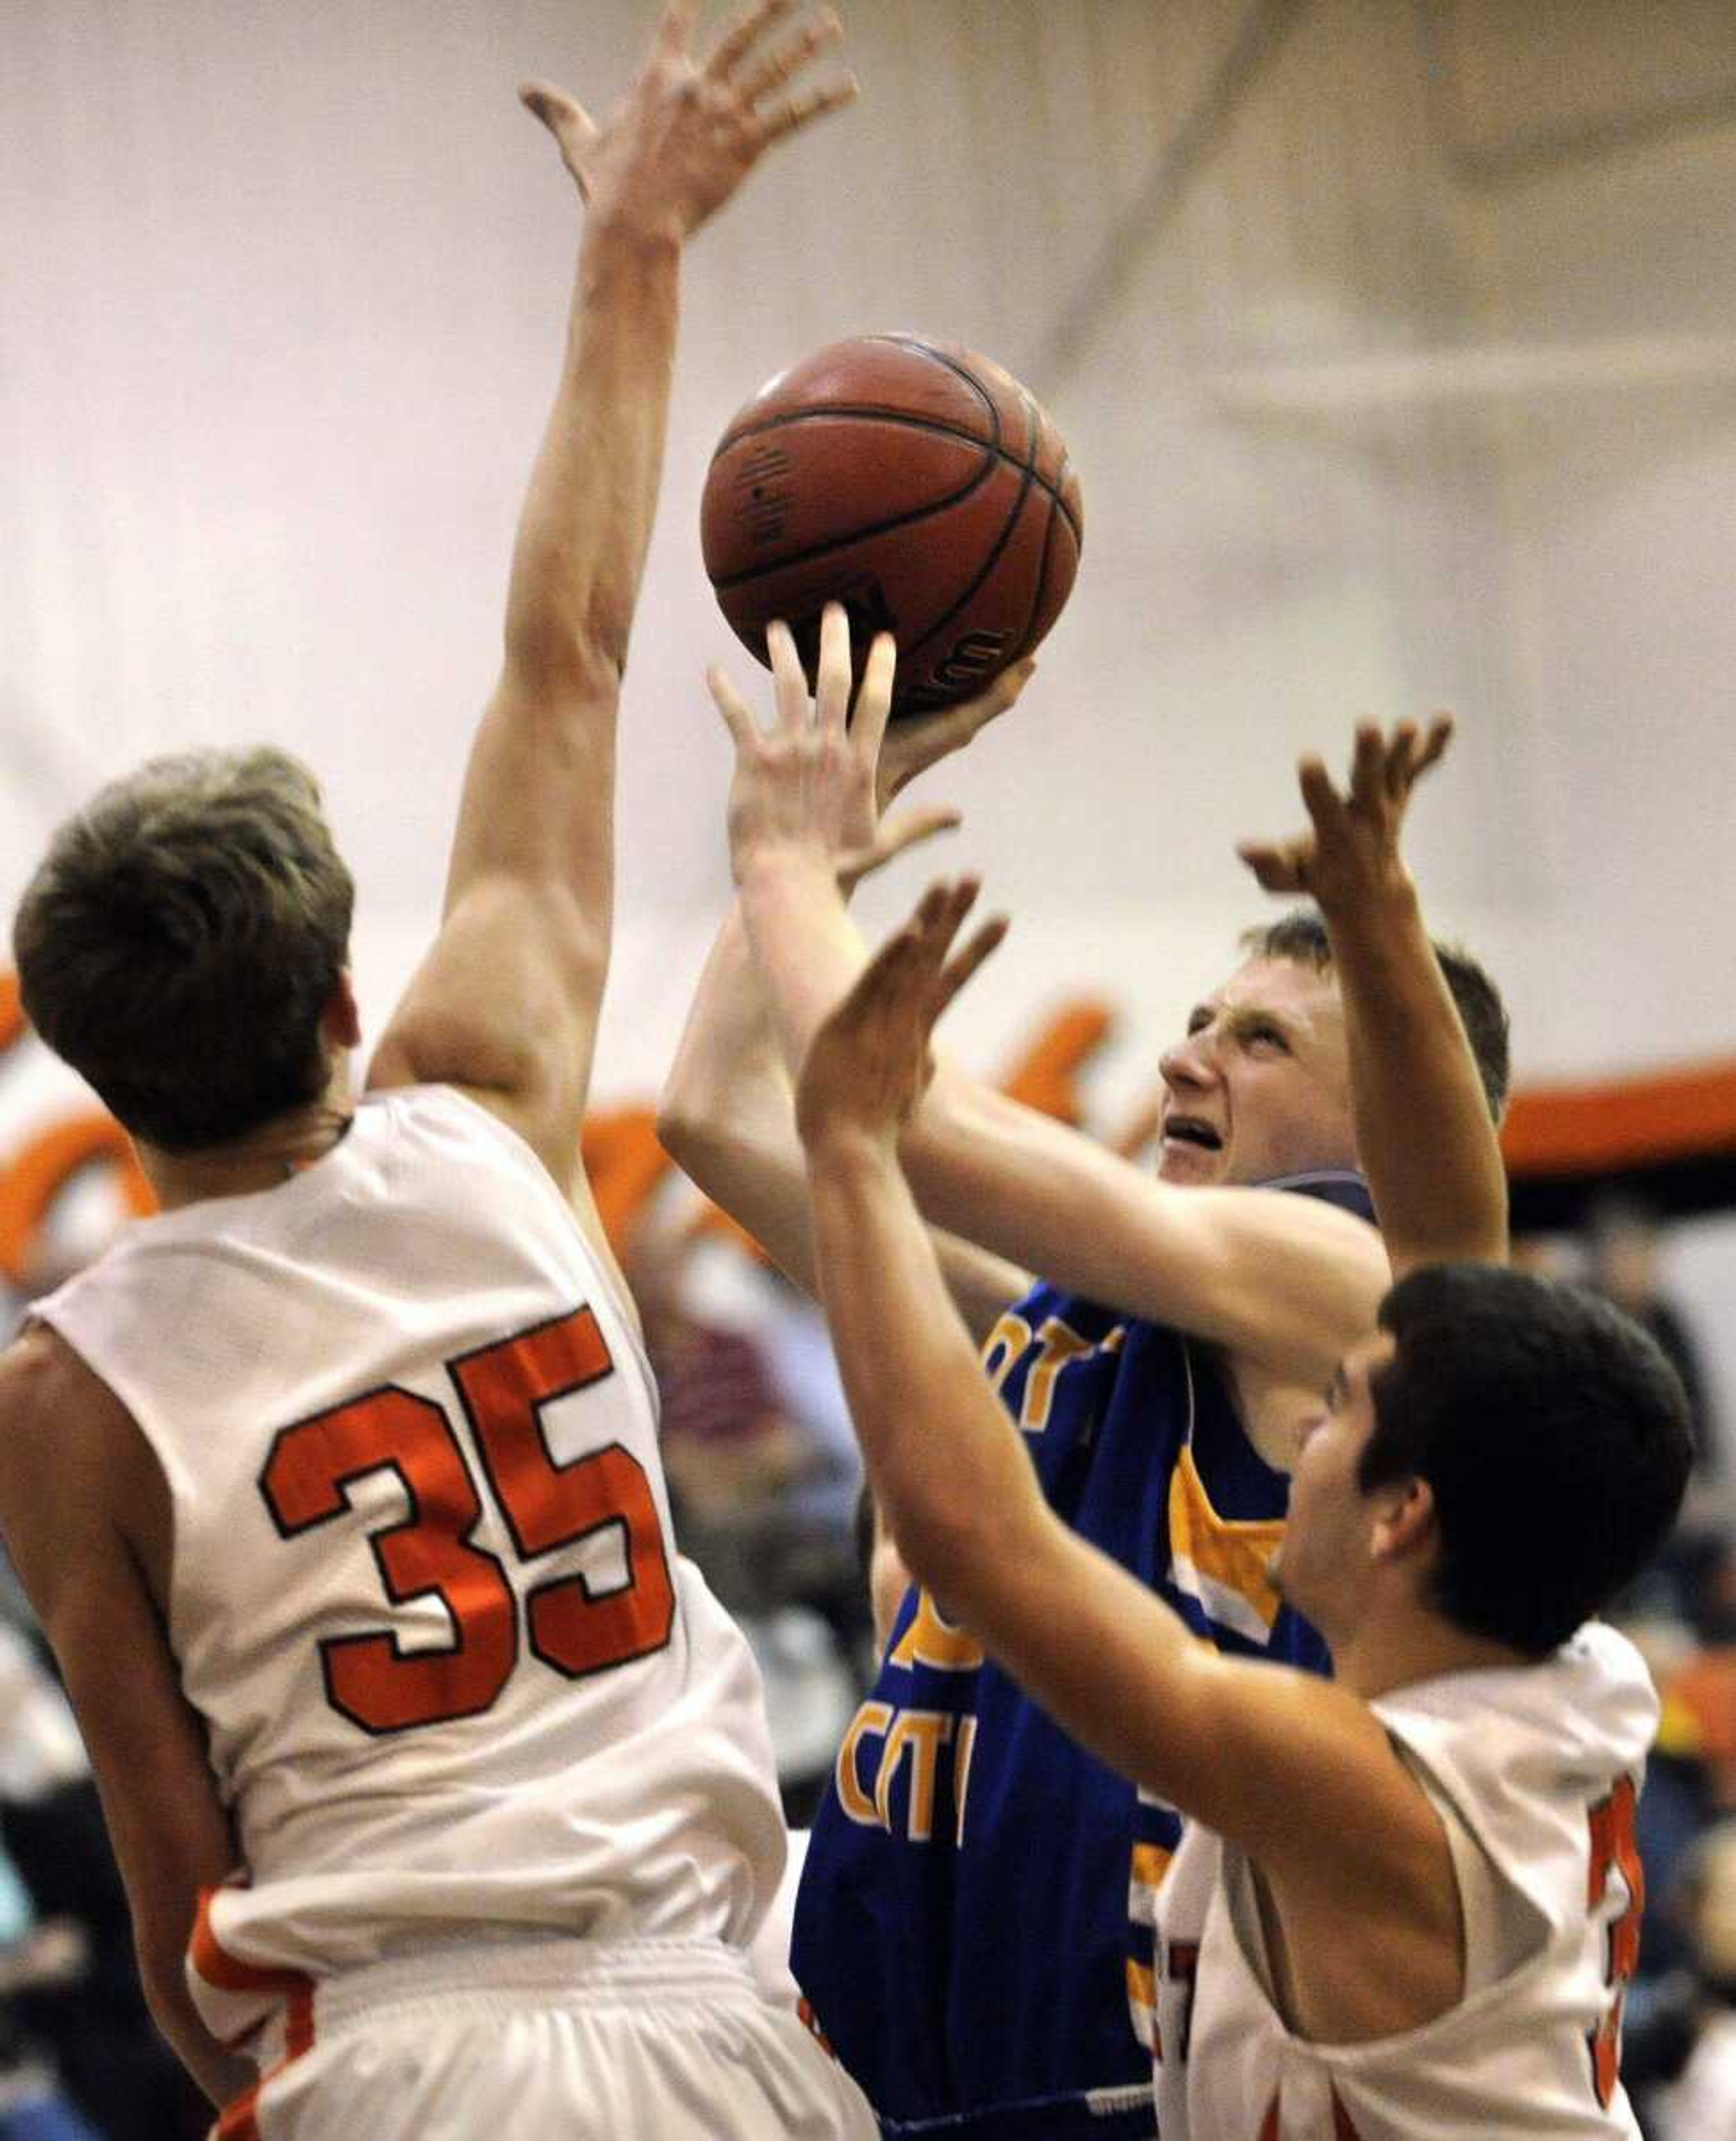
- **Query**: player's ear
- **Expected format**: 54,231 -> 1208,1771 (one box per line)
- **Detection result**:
322,971 -> 363,1051
1368,1474 -> 1434,1568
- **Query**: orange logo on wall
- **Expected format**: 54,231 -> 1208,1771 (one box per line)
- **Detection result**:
0,971 -> 1118,1287
0,972 -> 156,1290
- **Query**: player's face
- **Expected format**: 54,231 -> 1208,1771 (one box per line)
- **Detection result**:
1270,1331 -> 1394,1632
1154,958 -> 1354,1188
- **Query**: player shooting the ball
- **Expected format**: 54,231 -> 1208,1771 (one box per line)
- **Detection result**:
786,854 -> 1688,2138
664,600 -> 1513,2136
688,614 -> 1683,2136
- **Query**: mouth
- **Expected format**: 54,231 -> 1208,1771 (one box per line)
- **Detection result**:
1161,1116 -> 1223,1154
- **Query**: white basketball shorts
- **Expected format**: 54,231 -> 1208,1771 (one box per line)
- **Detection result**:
214,1934 -> 876,2141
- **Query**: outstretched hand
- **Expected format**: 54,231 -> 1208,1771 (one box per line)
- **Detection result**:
1236,716 -> 1453,912
521,0 -> 855,238
710,600 -> 1035,891
794,878 -> 1007,1151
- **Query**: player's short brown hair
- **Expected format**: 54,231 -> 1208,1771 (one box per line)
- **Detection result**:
13,748 -> 354,1151
1240,906 -> 1510,1122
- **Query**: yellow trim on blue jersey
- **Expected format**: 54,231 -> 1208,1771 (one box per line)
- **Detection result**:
889,1587 -> 986,1674
1166,1440 -> 1285,1644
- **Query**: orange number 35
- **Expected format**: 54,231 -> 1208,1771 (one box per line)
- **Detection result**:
259,1306 -> 675,1734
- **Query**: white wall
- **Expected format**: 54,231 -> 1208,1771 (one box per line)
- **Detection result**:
5,0 -> 1736,1349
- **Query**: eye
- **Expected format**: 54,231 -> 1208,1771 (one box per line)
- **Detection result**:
1187,1010 -> 1212,1037
1245,1023 -> 1289,1053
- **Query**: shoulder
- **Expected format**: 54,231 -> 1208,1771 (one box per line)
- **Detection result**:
0,1325 -> 144,1613
0,1320 -> 123,1436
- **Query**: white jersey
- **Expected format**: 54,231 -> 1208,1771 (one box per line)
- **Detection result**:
1154,1622 -> 1657,2140
34,1085 -> 788,2041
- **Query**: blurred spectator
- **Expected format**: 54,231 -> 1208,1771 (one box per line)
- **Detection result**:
624,1213 -> 864,1821
625,1212 -> 807,1558
0,1887 -> 99,2141
1587,1198 -> 1731,1637
1637,1820 -> 1736,2138
1588,1198 -> 1717,1470
0,1610 -> 207,2141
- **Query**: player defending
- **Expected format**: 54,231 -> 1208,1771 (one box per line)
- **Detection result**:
662,607 -> 1510,2133
0,8 -> 872,2138
790,876 -> 1691,2137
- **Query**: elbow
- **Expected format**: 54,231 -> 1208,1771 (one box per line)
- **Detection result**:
656,1090 -> 717,1189
134,1925 -> 198,2063
502,612 -> 627,702
876,1456 -> 1023,1624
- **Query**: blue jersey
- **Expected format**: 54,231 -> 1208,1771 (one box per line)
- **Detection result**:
790,1171 -> 1374,2140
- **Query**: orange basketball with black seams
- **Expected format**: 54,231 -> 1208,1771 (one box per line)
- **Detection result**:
701,334 -> 1083,717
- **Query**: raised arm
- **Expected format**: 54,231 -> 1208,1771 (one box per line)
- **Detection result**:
713,608 -> 1386,1382
367,2 -> 854,1215
1239,720 -> 1510,1275
661,616 -> 1034,1339
794,888 -> 1449,1932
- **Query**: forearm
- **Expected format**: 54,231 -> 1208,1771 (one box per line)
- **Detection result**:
737,848 -> 872,1081
504,216 -> 680,682
664,904 -> 1032,1335
661,901 -> 823,1292
1320,875 -> 1507,1273
739,849 -> 1376,1365
807,1128 -> 1042,1579
906,1064 -> 1381,1371
140,1944 -> 254,2109
805,1126 -> 1212,1791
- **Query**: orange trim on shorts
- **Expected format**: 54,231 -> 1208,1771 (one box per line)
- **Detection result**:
193,1891 -> 316,2141
797,1994 -> 838,2060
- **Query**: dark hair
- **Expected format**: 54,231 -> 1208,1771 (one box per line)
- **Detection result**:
1240,906 -> 1510,1122
13,749 -> 354,1151
1358,1264 -> 1694,1656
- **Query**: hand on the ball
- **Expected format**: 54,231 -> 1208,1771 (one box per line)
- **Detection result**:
521,1 -> 856,241
874,656 -> 1035,816
795,877 -> 1007,1152
1236,716 -> 1452,916
712,601 -> 958,888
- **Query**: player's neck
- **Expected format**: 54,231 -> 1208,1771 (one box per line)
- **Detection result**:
138,1069 -> 357,1212
1331,1601 -> 1528,1703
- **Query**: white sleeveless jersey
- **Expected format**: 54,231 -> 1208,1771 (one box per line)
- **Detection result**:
1154,1622 -> 1656,2140
34,1086 -> 788,2039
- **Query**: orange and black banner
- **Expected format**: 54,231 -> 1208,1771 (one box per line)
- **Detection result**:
1503,1058 -> 1736,1229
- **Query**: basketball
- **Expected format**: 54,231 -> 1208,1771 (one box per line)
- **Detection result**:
701,334 -> 1083,717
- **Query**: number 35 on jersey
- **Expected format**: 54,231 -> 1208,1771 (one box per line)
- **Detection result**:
259,1305 -> 675,1735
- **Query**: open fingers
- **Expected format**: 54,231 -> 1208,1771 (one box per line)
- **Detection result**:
1297,755 -> 1350,842
653,0 -> 704,63
705,0 -> 798,80
1347,724 -> 1388,815
518,81 -> 599,178
707,664 -> 762,752
1383,722 -> 1418,801
815,600 -> 853,735
767,619 -> 809,734
1410,712 -> 1453,783
1236,839 -> 1308,893
755,72 -> 858,143
873,802 -> 961,867
852,632 -> 897,765
907,876 -> 981,976
929,913 -> 1008,1026
734,7 -> 842,104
